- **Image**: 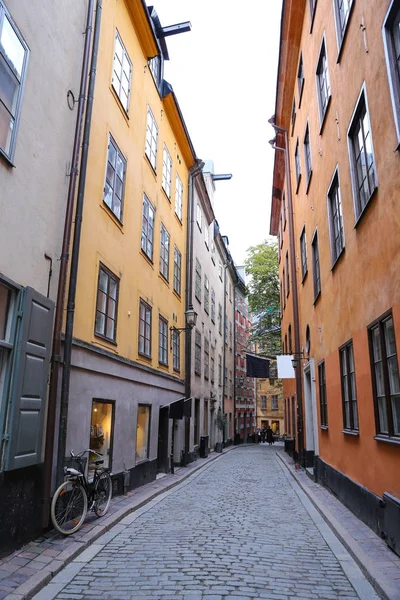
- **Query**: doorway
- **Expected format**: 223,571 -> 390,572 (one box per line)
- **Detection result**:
303,361 -> 318,465
157,406 -> 169,473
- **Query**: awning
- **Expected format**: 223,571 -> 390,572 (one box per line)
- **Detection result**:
161,397 -> 192,420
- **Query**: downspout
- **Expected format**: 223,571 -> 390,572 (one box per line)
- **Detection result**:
42,0 -> 95,528
184,159 -> 203,463
233,282 -> 238,440
56,0 -> 102,486
222,262 -> 228,443
271,126 -> 304,460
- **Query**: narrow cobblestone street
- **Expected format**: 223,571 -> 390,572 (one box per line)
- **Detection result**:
34,446 -> 380,600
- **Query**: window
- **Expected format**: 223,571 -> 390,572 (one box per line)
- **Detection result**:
145,107 -> 158,170
148,55 -> 160,85
218,303 -> 222,335
204,275 -> 210,314
0,281 -> 15,407
173,246 -> 181,296
195,259 -> 202,302
158,316 -> 168,366
294,139 -> 301,188
311,231 -> 321,300
224,315 -> 228,343
141,194 -> 155,260
172,329 -> 180,372
300,227 -> 308,280
318,361 -> 328,426
304,123 -> 312,186
348,89 -> 377,221
0,2 -> 28,161
175,174 -> 183,221
271,395 -> 278,411
229,321 -> 233,349
210,346 -> 215,383
316,38 -> 331,124
383,1 -> 400,143
90,401 -> 114,472
261,395 -> 267,410
298,53 -> 304,104
112,31 -> 132,113
218,354 -> 222,386
218,261 -> 223,280
283,193 -> 287,229
334,0 -> 354,49
327,169 -> 345,264
282,267 -> 286,306
211,289 -> 215,323
138,299 -> 152,358
95,265 -> 119,342
195,330 -> 201,375
204,338 -> 209,380
103,135 -> 126,222
224,367 -> 228,395
310,0 -> 317,28
204,224 -> 209,248
159,224 -> 170,281
340,342 -> 358,431
229,370 -> 233,397
196,203 -> 202,230
162,144 -> 172,198
369,314 -> 400,438
136,405 -> 150,462
291,98 -> 296,135
285,251 -> 290,296
288,324 -> 292,354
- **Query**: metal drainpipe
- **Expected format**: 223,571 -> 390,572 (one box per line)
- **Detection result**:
41,0 -> 95,528
184,160 -> 203,464
222,261 -> 228,443
233,282 -> 239,441
56,0 -> 102,487
271,125 -> 304,461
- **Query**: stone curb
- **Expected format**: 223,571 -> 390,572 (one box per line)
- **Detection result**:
276,451 -> 400,600
5,446 -> 238,600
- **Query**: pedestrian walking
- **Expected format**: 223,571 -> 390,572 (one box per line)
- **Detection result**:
266,426 -> 274,445
257,429 -> 262,444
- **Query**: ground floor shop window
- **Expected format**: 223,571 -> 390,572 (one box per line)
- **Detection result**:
90,400 -> 114,472
136,404 -> 151,462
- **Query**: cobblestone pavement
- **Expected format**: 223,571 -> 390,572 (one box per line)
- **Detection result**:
33,445 -> 381,600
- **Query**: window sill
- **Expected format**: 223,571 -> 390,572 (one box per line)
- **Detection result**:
341,429 -> 359,437
135,458 -> 149,466
0,147 -> 15,168
140,249 -> 154,267
374,435 -> 400,446
354,187 -> 378,229
110,85 -> 130,124
174,212 -> 183,226
138,352 -> 152,362
173,289 -> 181,301
158,361 -> 169,369
161,186 -> 171,203
331,247 -> 345,272
159,273 -> 170,287
144,153 -> 157,179
319,96 -> 332,135
94,332 -> 118,347
100,202 -> 124,231
320,425 -> 328,431
313,291 -> 321,306
295,173 -> 302,194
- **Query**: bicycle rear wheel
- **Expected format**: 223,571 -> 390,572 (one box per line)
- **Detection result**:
51,481 -> 88,535
94,471 -> 112,516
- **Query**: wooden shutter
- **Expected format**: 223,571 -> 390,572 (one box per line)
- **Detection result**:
5,287 -> 54,471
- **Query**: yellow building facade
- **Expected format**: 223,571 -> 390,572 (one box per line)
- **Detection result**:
65,0 -> 196,490
256,379 -> 284,436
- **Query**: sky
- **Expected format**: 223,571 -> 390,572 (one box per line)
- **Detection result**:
155,1 -> 283,267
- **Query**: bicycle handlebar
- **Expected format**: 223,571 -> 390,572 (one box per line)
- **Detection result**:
70,449 -> 103,459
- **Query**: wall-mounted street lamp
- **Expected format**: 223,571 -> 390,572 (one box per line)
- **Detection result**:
291,352 -> 308,369
170,306 -> 198,348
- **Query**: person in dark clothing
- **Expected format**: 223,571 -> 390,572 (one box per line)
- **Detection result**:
261,429 -> 266,443
257,429 -> 262,444
266,426 -> 274,445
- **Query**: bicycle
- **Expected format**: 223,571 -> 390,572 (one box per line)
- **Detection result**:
50,448 -> 112,535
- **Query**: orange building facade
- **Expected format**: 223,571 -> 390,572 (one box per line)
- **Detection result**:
270,0 -> 400,550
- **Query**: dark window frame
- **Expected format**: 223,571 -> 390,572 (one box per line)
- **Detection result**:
294,138 -> 301,191
173,246 -> 181,296
311,229 -> 321,302
138,298 -> 152,358
340,340 -> 359,433
300,226 -> 308,281
158,316 -> 168,366
327,167 -> 345,265
141,194 -> 155,261
318,360 -> 328,427
194,329 -> 201,375
310,0 -> 318,31
383,0 -> 400,146
103,134 -> 127,223
303,122 -> 312,191
334,0 -> 355,58
316,36 -> 331,128
172,329 -> 180,372
297,53 -> 305,106
94,264 -> 119,343
195,259 -> 202,302
159,223 -> 170,281
204,337 -> 209,381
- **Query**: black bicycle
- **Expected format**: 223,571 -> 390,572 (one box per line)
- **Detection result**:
51,449 -> 112,535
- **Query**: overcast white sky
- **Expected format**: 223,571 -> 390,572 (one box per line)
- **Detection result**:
155,1 -> 283,266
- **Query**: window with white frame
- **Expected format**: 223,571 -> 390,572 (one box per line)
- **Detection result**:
327,169 -> 345,264
210,345 -> 215,383
145,107 -> 158,170
162,144 -> 172,198
158,316 -> 168,365
175,174 -> 183,221
112,30 -> 132,113
159,224 -> 170,280
204,275 -> 210,314
211,289 -> 215,323
334,0 -> 354,49
195,259 -> 201,302
316,38 -> 331,123
195,330 -> 201,375
103,135 -> 126,221
141,194 -> 155,260
348,88 -> 377,220
300,227 -> 308,280
95,265 -> 119,342
294,139 -> 301,188
204,338 -> 209,380
383,1 -> 400,143
0,2 -> 29,161
148,55 -> 160,85
138,299 -> 151,357
173,246 -> 181,296
271,395 -> 279,411
172,329 -> 180,371
196,203 -> 202,230
311,231 -> 321,300
304,123 -> 312,185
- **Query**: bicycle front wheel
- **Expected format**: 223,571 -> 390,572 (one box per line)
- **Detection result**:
94,471 -> 112,516
51,481 -> 88,535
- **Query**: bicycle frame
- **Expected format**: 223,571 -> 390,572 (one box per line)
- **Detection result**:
64,449 -> 109,510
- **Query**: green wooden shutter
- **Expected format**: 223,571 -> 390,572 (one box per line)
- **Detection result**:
4,287 -> 54,471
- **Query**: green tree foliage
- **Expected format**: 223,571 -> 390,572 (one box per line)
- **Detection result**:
245,240 -> 281,356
